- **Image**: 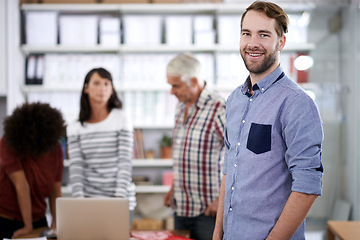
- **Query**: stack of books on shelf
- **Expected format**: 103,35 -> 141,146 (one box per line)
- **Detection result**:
134,129 -> 145,159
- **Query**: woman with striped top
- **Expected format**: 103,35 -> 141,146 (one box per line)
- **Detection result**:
66,68 -> 136,215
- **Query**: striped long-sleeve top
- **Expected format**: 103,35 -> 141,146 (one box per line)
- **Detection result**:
66,109 -> 136,210
172,87 -> 226,217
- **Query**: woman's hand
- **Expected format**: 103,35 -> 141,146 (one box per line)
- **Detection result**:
12,224 -> 33,238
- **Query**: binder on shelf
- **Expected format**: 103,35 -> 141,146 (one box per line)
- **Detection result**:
217,15 -> 241,46
123,15 -> 162,45
25,11 -> 58,46
35,55 -> 44,85
194,15 -> 214,45
165,15 -> 192,45
99,17 -> 121,46
25,54 -> 43,85
59,15 -> 98,46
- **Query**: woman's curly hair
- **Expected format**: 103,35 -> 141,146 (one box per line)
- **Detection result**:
3,102 -> 66,157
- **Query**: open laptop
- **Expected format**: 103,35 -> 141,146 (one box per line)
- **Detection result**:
56,197 -> 130,240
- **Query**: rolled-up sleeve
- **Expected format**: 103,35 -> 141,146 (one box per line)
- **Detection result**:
282,93 -> 324,195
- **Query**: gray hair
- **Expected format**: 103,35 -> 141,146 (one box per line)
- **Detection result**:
166,53 -> 204,87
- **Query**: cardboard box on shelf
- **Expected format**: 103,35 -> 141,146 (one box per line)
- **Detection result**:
41,0 -> 98,3
181,0 -> 222,2
20,0 -> 39,4
152,0 -> 181,3
132,218 -> 164,230
101,0 -> 150,3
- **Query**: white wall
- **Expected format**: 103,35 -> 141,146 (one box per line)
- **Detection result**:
6,0 -> 25,115
305,6 -> 344,219
0,1 -> 7,135
0,0 -> 6,95
340,3 -> 360,220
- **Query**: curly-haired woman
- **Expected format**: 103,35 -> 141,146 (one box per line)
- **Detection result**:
66,68 -> 136,218
0,102 -> 66,239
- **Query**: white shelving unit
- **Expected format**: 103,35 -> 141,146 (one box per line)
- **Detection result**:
20,3 -> 314,13
133,159 -> 173,167
135,185 -> 171,194
62,185 -> 171,195
63,159 -> 173,194
21,2 -> 315,194
21,42 -> 315,55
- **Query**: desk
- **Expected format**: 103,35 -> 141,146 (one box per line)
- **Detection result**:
14,227 -> 47,238
15,227 -> 191,239
327,221 -> 360,240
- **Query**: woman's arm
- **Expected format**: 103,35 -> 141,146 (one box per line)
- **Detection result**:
8,170 -> 33,238
115,128 -> 134,197
49,181 -> 62,230
67,134 -> 85,198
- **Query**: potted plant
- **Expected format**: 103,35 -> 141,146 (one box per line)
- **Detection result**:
159,135 -> 172,159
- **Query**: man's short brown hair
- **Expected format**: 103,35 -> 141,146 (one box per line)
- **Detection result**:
241,1 -> 289,37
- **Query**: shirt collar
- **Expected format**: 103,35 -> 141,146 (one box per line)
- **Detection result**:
241,65 -> 284,95
195,85 -> 211,109
178,82 -> 210,110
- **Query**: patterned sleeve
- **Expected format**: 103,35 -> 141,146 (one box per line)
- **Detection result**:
215,101 -> 226,143
115,114 -> 134,198
215,99 -> 226,171
67,125 -> 85,198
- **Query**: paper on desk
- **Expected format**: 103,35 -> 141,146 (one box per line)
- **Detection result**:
4,238 -> 46,240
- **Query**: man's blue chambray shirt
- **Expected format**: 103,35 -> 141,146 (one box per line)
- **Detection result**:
222,66 -> 323,240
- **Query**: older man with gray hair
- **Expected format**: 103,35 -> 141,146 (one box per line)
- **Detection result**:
163,53 -> 226,240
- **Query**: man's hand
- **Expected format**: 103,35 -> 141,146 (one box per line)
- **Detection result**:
164,185 -> 174,207
205,198 -> 219,217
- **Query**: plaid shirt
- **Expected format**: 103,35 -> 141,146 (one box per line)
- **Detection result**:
172,87 -> 226,217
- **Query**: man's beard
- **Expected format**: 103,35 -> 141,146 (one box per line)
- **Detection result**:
241,43 -> 279,75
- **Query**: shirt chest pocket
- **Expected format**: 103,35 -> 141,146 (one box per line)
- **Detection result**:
247,123 -> 272,154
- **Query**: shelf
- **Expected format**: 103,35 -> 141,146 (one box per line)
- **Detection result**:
21,45 -> 120,54
21,85 -> 171,93
62,185 -> 170,194
21,43 -> 316,55
21,3 -> 314,14
135,185 -> 170,194
133,159 -> 173,167
64,159 -> 173,168
133,125 -> 173,129
61,184 -> 171,194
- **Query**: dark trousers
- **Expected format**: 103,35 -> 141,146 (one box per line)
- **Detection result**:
0,216 -> 48,239
174,213 -> 216,240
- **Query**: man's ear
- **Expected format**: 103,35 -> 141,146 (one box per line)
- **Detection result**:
278,35 -> 286,52
190,77 -> 198,87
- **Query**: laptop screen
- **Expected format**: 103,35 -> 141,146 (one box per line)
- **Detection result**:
56,197 -> 130,240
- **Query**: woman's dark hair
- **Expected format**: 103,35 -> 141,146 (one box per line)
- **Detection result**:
241,1 -> 289,37
3,102 -> 66,157
79,67 -> 122,125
